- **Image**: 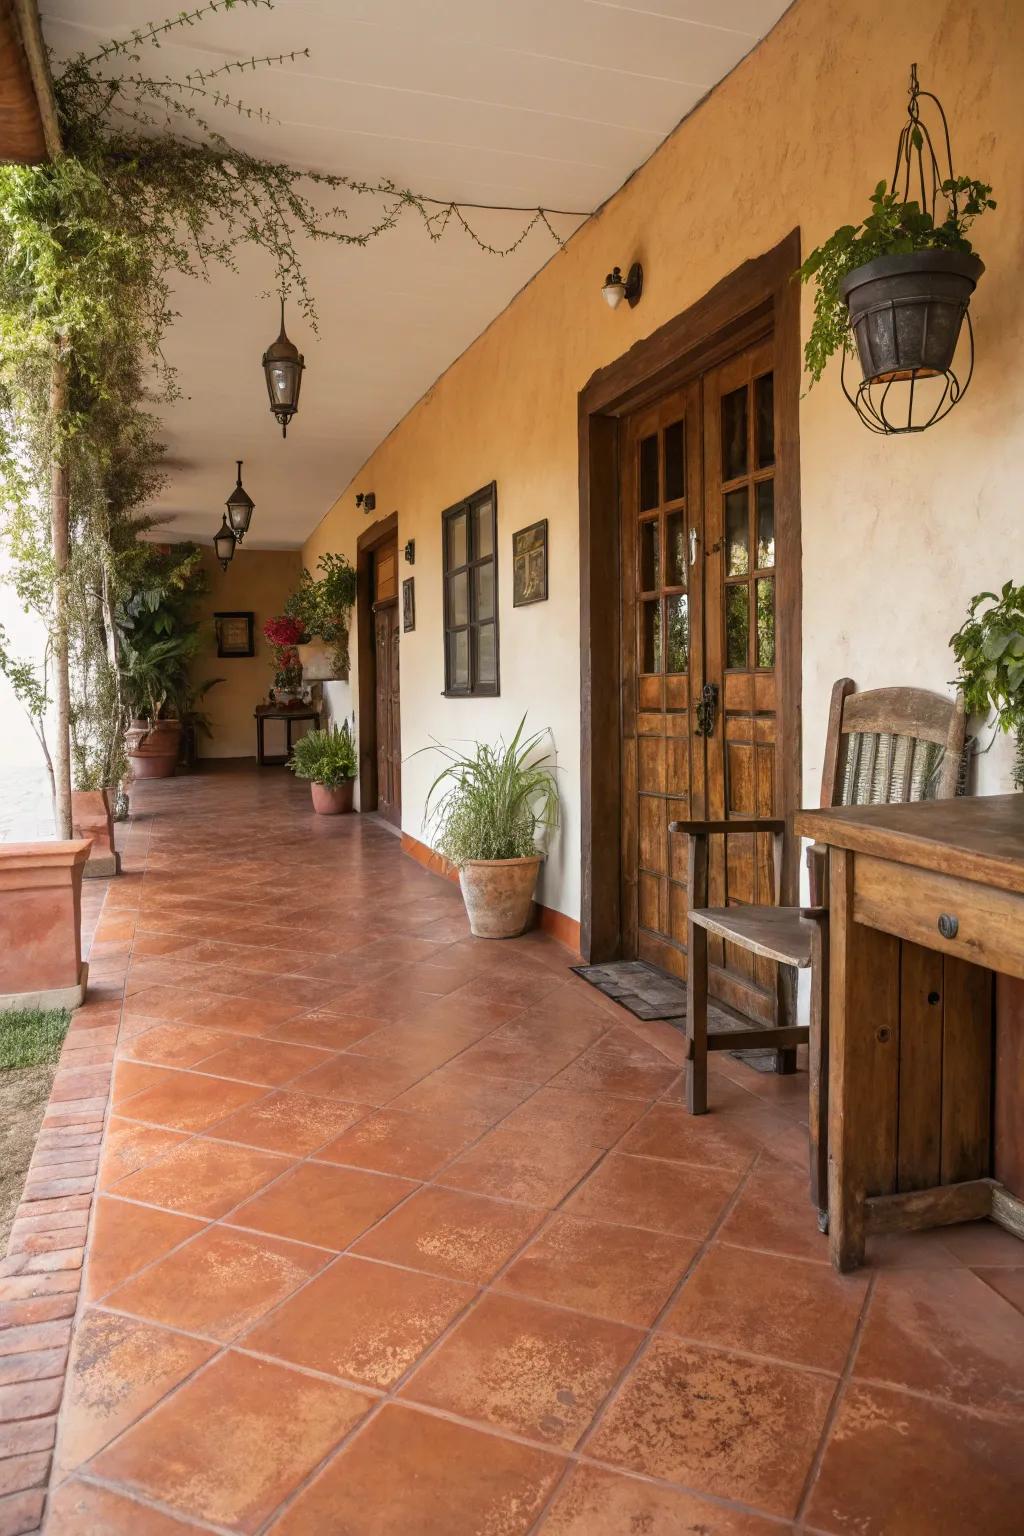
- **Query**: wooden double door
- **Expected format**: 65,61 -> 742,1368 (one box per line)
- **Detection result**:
620,334 -> 787,1024
372,540 -> 401,827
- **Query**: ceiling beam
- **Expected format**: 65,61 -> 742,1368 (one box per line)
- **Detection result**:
0,0 -> 60,164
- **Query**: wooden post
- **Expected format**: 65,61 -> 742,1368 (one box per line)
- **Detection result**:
685,833 -> 709,1115
49,339 -> 73,840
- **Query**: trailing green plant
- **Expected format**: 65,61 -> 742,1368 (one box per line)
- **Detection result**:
284,553 -> 357,674
422,715 -> 560,865
288,723 -> 357,787
798,176 -> 996,384
950,581 -> 1024,789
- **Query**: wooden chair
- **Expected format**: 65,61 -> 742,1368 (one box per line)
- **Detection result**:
670,680 -> 967,1221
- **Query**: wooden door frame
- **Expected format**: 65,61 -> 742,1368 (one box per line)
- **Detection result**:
356,510 -> 399,814
579,229 -> 803,962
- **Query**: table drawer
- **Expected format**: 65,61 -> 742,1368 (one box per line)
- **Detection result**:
853,854 -> 1024,981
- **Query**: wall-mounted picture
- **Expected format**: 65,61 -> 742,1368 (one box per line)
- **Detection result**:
512,518 -> 548,606
214,611 -> 255,658
402,576 -> 415,632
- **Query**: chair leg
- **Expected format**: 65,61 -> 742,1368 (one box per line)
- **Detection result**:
772,964 -> 797,1075
686,918 -> 708,1115
808,915 -> 829,1230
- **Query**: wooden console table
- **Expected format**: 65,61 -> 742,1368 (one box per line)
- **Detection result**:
795,794 -> 1024,1271
254,704 -> 320,767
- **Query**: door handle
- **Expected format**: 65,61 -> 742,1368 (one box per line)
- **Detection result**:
688,528 -> 698,567
694,683 -> 719,737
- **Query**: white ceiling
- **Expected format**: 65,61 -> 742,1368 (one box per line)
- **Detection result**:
40,0 -> 789,547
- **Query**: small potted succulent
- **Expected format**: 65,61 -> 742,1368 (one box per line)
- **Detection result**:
288,722 -> 357,814
950,582 -> 1024,790
285,553 -> 357,682
263,615 -> 306,704
423,715 -> 559,939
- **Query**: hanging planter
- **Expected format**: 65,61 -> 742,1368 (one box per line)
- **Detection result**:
296,637 -> 346,682
841,248 -> 983,385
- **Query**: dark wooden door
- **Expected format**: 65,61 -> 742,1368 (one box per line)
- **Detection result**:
373,541 -> 401,827
620,332 -> 786,1022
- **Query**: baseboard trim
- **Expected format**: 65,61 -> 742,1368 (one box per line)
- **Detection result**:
400,832 -> 581,954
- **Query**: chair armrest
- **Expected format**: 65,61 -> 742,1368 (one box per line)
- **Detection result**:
668,818 -> 787,836
805,842 -> 828,905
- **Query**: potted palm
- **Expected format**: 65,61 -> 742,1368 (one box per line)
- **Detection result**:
288,722 -> 357,813
285,553 -> 357,682
423,716 -> 559,939
118,544 -> 205,780
950,582 -> 1024,790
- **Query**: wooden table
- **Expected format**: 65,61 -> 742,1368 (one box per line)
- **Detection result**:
254,704 -> 320,767
795,794 -> 1024,1271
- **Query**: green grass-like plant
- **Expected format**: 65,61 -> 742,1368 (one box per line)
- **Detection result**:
288,724 -> 357,787
950,581 -> 1024,789
0,1008 -> 71,1071
423,715 -> 559,866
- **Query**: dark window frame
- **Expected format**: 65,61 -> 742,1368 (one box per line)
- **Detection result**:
442,481 -> 499,697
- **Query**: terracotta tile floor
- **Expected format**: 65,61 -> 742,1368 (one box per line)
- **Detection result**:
42,765 -> 1024,1533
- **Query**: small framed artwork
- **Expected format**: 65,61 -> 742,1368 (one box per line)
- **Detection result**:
402,577 -> 415,632
214,611 -> 255,658
512,519 -> 548,606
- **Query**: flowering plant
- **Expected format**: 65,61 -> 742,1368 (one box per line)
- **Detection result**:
263,614 -> 306,648
273,646 -> 303,692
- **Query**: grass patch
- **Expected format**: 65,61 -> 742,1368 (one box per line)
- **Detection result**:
0,1007 -> 71,1071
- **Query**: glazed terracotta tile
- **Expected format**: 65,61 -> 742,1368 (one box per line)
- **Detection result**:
936,1219 -> 1024,1267
491,1011 -> 609,1054
390,1064 -> 536,1123
105,1225 -> 329,1341
499,1086 -> 647,1146
330,980 -> 441,1024
192,1035 -> 336,1087
91,1350 -> 372,1533
244,1255 -> 475,1387
46,1479 -> 200,1534
588,1335 -> 835,1518
198,994 -> 310,1036
413,992 -> 525,1034
227,1160 -> 416,1250
543,1463 -> 781,1535
620,1100 -> 787,1171
717,1150 -> 828,1261
118,1022 -> 235,1067
501,1214 -> 698,1326
455,969 -> 567,1009
353,1185 -> 545,1282
347,1017 -> 484,1066
111,1137 -> 291,1218
852,1268 -> 1024,1416
268,1403 -> 564,1535
97,1118 -> 190,1189
292,1051 -> 427,1105
317,1106 -> 481,1178
238,974 -> 339,1009
119,983 -> 216,1023
663,1242 -> 868,1372
804,1381 -> 1024,1534
453,1036 -> 589,1083
551,1049 -> 680,1099
108,1067 -> 269,1133
565,1152 -> 740,1239
975,1266 -> 1024,1316
205,1090 -> 372,1155
82,1195 -> 204,1301
438,1125 -> 605,1207
265,1012 -> 384,1051
112,1060 -> 173,1106
55,1308 -> 215,1475
401,1290 -> 639,1448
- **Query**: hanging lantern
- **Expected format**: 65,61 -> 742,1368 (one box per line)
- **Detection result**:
213,515 -> 236,571
226,459 -> 255,542
261,298 -> 305,437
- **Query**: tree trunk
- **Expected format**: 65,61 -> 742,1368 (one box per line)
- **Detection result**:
49,341 -> 73,840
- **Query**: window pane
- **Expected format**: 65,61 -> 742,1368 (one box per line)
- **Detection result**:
666,593 -> 689,673
756,578 -> 775,668
664,420 -> 685,501
449,570 -> 468,626
756,373 -> 775,468
639,434 -> 659,511
473,498 -> 494,559
474,561 -> 494,621
665,510 -> 686,588
477,622 -> 496,686
721,386 -> 748,480
726,584 -> 749,669
725,488 -> 749,576
756,480 -> 775,568
641,599 -> 663,673
449,629 -> 469,690
447,511 -> 467,568
639,518 -> 659,593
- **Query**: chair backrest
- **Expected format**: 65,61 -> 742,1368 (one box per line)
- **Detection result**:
819,680 -> 966,810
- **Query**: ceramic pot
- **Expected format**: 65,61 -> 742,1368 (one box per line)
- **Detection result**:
310,779 -> 354,815
841,250 -> 984,383
125,719 -> 181,780
70,788 -> 119,877
458,856 -> 541,939
297,638 -> 346,682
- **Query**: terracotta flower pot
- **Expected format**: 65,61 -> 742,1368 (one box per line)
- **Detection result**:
310,779 -> 354,815
297,638 -> 346,682
458,856 -> 541,939
125,719 -> 181,780
71,788 -> 120,878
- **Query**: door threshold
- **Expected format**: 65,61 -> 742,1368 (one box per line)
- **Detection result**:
364,812 -> 401,839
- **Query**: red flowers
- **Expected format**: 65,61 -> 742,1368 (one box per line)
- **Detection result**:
263,614 -> 305,647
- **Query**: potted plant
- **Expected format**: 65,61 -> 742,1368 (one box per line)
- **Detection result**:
288,722 -> 357,813
285,553 -> 357,681
178,678 -> 224,771
423,716 -> 559,939
263,615 -> 306,703
950,582 -> 1024,789
117,544 -> 205,780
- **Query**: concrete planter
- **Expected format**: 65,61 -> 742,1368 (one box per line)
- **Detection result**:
458,855 -> 541,939
0,840 -> 93,1009
71,789 -> 120,878
310,779 -> 354,815
298,638 -> 347,682
126,719 -> 181,780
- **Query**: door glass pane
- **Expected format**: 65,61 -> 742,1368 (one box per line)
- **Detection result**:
721,386 -> 748,480
756,577 -> 775,667
756,480 -> 775,568
726,585 -> 749,669
641,599 -> 663,673
725,488 -> 749,576
477,622 -> 496,685
666,593 -> 689,673
663,420 -> 685,501
665,510 -> 686,588
449,629 -> 469,689
639,434 -> 659,511
756,373 -> 775,468
639,518 -> 659,593
473,499 -> 494,558
449,570 -> 468,626
447,511 -> 467,568
474,562 -> 494,621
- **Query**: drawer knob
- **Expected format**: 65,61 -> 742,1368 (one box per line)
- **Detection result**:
938,913 -> 959,940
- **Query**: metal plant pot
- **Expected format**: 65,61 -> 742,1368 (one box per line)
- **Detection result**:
458,856 -> 541,939
840,250 -> 983,383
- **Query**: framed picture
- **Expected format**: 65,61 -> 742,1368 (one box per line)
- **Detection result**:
402,576 -> 415,633
512,519 -> 548,606
214,611 -> 254,658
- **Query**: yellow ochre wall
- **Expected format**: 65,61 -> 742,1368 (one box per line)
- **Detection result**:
304,0 -> 1024,925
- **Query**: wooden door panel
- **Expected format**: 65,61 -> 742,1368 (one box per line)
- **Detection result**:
373,539 -> 402,828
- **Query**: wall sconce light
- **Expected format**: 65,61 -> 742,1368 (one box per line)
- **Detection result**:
356,492 -> 376,512
261,298 -> 305,437
213,515 -> 236,571
404,539 -> 415,564
602,262 -> 643,310
225,459 -> 255,542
